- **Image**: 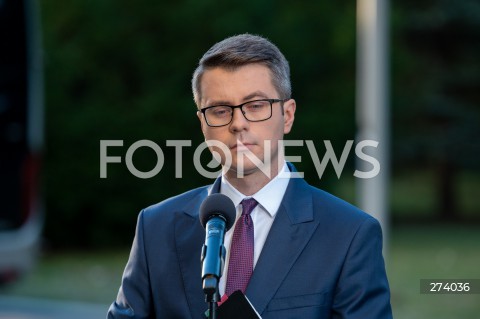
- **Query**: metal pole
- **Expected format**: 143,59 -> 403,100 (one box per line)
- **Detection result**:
356,0 -> 390,254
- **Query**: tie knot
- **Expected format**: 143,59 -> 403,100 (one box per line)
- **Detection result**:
241,198 -> 258,216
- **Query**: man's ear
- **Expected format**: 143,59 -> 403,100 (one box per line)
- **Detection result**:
283,99 -> 296,134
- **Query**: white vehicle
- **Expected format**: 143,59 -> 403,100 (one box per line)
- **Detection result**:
0,0 -> 44,284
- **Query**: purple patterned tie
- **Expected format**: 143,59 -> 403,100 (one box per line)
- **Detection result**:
225,198 -> 258,296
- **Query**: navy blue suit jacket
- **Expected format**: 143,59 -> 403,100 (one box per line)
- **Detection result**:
108,173 -> 392,318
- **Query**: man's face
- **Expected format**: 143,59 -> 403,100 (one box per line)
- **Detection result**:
197,63 -> 295,178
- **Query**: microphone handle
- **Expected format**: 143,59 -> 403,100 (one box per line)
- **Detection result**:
201,216 -> 227,296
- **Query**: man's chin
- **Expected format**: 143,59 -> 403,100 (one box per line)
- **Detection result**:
223,162 -> 274,178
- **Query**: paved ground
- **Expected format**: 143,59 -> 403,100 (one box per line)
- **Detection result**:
0,296 -> 107,319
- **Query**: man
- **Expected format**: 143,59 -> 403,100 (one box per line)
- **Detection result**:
108,34 -> 392,318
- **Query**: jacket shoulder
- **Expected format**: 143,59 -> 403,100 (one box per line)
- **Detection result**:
141,185 -> 210,220
307,182 -> 378,227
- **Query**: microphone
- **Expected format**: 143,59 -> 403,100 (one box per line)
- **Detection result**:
199,193 -> 236,298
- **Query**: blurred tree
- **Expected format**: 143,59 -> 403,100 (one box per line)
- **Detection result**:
38,0 -> 480,248
40,0 -> 358,248
392,0 -> 480,220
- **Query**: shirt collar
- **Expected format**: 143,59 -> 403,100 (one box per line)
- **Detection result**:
220,162 -> 290,218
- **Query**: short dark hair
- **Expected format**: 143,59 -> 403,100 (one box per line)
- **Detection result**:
192,34 -> 291,107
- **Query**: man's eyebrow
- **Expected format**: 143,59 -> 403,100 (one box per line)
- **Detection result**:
206,91 -> 271,107
205,100 -> 231,106
242,91 -> 270,102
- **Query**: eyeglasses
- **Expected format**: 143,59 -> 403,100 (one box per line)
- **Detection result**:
200,98 -> 289,127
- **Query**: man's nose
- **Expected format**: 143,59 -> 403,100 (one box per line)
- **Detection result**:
229,108 -> 249,132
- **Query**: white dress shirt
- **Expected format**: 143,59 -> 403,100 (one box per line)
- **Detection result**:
216,162 -> 290,296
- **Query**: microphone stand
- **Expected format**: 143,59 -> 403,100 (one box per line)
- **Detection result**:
209,299 -> 217,319
203,276 -> 219,319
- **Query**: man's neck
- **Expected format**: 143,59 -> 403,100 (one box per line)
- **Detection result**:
223,161 -> 283,196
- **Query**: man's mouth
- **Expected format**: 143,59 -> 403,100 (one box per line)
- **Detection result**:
231,141 -> 255,152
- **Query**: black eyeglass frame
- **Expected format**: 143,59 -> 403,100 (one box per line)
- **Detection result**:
200,98 -> 290,127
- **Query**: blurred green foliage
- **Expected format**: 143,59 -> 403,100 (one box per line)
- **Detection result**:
391,0 -> 480,219
39,0 -> 479,248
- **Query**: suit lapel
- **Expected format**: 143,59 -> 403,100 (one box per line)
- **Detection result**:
245,177 -> 320,315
